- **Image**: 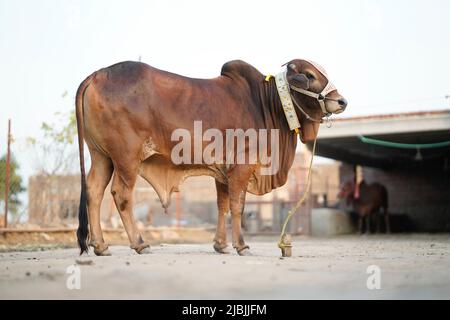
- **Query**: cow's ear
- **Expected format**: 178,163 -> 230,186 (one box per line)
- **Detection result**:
288,63 -> 297,71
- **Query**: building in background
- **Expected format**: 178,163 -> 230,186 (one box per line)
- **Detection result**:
30,108 -> 450,234
28,174 -> 79,226
313,110 -> 450,232
27,148 -> 341,234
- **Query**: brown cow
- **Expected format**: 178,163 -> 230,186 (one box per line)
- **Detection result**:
338,180 -> 390,234
75,59 -> 347,256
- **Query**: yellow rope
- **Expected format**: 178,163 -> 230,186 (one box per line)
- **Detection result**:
278,136 -> 317,250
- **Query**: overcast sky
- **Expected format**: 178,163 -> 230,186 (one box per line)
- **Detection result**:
1,0 -> 450,180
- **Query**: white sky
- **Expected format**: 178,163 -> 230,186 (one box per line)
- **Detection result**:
1,0 -> 450,180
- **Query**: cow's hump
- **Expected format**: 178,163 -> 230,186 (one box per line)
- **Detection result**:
220,60 -> 262,80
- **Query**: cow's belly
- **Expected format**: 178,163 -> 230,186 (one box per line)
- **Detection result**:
138,154 -> 227,209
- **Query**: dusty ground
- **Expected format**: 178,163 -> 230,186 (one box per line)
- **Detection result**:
0,227 -> 213,252
0,234 -> 449,299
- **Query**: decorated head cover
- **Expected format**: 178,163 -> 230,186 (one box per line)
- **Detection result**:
306,60 -> 337,96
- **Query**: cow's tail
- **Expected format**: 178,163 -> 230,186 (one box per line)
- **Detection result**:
75,74 -> 94,255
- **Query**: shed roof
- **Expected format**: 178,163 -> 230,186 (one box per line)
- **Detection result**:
309,109 -> 450,169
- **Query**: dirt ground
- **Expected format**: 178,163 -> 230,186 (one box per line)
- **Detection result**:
0,227 -> 213,251
0,234 -> 449,299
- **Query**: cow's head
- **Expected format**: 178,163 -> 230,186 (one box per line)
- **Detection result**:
286,59 -> 347,142
338,180 -> 355,205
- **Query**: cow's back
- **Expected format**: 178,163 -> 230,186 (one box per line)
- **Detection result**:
371,183 -> 388,208
82,60 -> 263,160
357,182 -> 388,214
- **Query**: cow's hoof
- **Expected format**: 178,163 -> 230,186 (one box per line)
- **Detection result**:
236,246 -> 251,256
214,243 -> 230,254
134,243 -> 151,254
94,248 -> 111,256
138,247 -> 152,255
90,242 -> 111,256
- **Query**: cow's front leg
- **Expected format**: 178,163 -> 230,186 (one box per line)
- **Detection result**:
228,166 -> 253,256
213,180 -> 230,254
365,213 -> 371,234
358,215 -> 364,234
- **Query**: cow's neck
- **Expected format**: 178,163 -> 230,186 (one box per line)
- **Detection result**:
351,184 -> 369,206
248,77 -> 299,192
261,77 -> 299,136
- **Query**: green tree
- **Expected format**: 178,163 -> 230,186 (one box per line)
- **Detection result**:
27,110 -> 78,175
0,155 -> 26,215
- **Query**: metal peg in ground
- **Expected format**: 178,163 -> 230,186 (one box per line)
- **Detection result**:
279,234 -> 293,257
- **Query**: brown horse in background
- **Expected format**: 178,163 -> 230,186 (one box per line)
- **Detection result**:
338,180 -> 390,234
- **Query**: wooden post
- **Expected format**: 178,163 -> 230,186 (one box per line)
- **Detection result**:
4,119 -> 11,228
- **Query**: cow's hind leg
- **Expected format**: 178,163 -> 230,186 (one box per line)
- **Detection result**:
376,212 -> 381,234
384,206 -> 391,234
111,161 -> 150,254
213,180 -> 230,254
87,149 -> 113,256
358,215 -> 363,234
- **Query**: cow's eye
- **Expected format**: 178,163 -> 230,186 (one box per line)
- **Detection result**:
305,73 -> 315,81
